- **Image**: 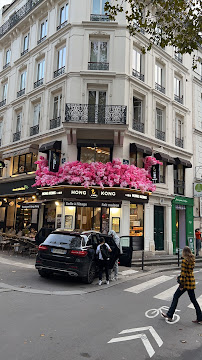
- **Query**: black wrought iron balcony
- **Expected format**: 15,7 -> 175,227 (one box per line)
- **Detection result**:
155,82 -> 165,94
88,62 -> 109,71
133,120 -> 144,133
17,88 -> 25,98
3,63 -> 10,70
21,49 -> 28,56
34,78 -> 43,88
54,67 -> 65,78
132,69 -> 144,82
175,137 -> 184,148
37,36 -> 46,45
155,129 -> 165,141
57,20 -> 68,30
13,131 -> 21,142
174,94 -> 183,104
30,124 -> 39,136
0,0 -> 44,38
0,99 -> 6,107
175,53 -> 182,63
65,104 -> 127,125
90,14 -> 110,21
174,179 -> 185,195
50,116 -> 61,129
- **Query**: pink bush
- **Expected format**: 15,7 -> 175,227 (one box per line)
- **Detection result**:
33,157 -> 162,193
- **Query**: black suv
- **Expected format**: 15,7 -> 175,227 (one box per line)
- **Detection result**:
35,230 -> 119,283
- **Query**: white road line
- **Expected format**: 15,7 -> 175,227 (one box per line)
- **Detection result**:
154,284 -> 179,301
108,334 -> 155,358
188,294 -> 202,309
124,275 -> 173,294
120,326 -> 163,347
120,270 -> 139,276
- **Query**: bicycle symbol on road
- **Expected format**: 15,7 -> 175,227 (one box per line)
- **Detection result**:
145,306 -> 180,324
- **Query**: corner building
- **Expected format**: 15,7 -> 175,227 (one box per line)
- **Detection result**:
0,0 -> 195,254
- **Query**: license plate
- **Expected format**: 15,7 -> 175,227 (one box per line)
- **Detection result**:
51,248 -> 67,255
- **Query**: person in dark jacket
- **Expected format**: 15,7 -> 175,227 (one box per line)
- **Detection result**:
161,246 -> 202,323
96,237 -> 112,286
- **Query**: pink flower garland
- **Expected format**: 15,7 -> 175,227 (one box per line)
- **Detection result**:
33,157 -> 162,193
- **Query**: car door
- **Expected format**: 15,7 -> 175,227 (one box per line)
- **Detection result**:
119,236 -> 132,267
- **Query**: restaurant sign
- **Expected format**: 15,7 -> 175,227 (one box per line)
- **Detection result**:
65,201 -> 121,208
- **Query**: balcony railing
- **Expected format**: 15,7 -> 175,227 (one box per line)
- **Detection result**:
0,0 -> 44,38
175,137 -> 184,148
13,131 -> 21,142
30,124 -> 39,136
155,129 -> 165,141
17,88 -> 25,97
57,20 -> 68,30
133,120 -> 144,133
88,62 -> 109,71
174,179 -> 185,195
175,53 -> 182,63
0,99 -> 6,107
174,94 -> 183,104
132,69 -> 144,82
90,14 -> 110,21
3,63 -> 10,70
65,104 -> 127,125
21,49 -> 28,56
155,82 -> 165,94
54,67 -> 65,78
50,116 -> 61,129
37,35 -> 46,45
34,78 -> 43,88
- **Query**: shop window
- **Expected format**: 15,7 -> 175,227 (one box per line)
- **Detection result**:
159,162 -> 166,183
130,204 -> 144,236
78,146 -> 112,163
130,150 -> 144,168
174,164 -> 185,195
12,153 -> 37,175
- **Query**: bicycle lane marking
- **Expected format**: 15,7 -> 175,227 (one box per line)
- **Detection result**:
145,306 -> 181,324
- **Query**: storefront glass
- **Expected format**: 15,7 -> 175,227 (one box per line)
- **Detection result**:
43,202 -> 56,229
130,204 -> 144,236
80,146 -> 111,164
12,153 -> 37,175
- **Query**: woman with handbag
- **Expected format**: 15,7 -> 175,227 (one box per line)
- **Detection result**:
161,246 -> 202,324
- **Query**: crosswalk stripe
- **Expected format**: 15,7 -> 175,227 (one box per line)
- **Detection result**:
153,284 -> 179,301
188,294 -> 202,309
124,275 -> 173,294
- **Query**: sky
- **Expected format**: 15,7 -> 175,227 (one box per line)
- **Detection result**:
0,0 -> 12,10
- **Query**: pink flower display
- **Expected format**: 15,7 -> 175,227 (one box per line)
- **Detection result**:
33,156 -> 162,193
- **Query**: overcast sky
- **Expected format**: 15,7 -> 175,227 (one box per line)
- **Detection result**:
0,0 -> 12,10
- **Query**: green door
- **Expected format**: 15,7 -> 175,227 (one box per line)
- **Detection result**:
154,206 -> 164,250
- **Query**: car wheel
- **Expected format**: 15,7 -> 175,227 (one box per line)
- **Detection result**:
82,263 -> 96,284
38,269 -> 52,278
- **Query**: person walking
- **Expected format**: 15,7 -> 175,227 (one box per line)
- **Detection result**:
108,230 -> 122,280
195,228 -> 201,256
96,237 -> 112,286
161,246 -> 202,324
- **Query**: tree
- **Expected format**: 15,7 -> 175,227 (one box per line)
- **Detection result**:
105,0 -> 202,66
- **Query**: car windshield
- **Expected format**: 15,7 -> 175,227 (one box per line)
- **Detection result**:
44,234 -> 82,249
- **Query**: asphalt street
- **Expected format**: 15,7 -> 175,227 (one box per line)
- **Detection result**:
0,254 -> 202,360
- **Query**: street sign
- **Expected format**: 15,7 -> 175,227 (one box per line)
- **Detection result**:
108,326 -> 163,358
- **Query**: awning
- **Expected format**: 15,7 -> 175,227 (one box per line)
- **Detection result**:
174,157 -> 192,168
2,144 -> 39,160
39,141 -> 61,153
154,152 -> 175,165
130,143 -> 152,156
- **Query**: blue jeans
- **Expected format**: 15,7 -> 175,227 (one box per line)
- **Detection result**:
167,287 -> 202,321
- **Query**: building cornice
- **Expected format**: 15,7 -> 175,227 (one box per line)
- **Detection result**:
152,89 -> 171,104
192,76 -> 202,87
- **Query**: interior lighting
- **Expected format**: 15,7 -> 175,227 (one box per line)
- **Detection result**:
32,195 -> 36,199
55,201 -> 60,206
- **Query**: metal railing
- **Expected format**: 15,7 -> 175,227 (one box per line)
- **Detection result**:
37,35 -> 46,45
174,94 -> 183,104
57,20 -> 68,30
54,67 -> 65,78
155,129 -> 165,141
17,88 -> 25,98
88,62 -> 109,71
0,99 -> 6,107
132,69 -> 144,82
21,49 -> 28,56
65,103 -> 127,124
90,14 -> 110,21
13,131 -> 21,142
34,78 -> 43,88
174,179 -> 185,195
155,82 -> 165,94
3,63 -> 10,70
133,120 -> 144,133
30,124 -> 39,136
0,0 -> 44,38
50,116 -> 61,129
175,137 -> 184,148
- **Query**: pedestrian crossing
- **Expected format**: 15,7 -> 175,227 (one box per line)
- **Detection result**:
124,272 -> 202,310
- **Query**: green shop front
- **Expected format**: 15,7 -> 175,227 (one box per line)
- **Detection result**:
172,196 -> 194,254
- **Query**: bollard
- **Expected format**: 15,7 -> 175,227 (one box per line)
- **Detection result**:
142,250 -> 144,271
178,248 -> 180,267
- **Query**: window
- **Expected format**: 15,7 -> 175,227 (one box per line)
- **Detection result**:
22,34 -> 29,55
53,94 -> 62,118
89,41 -> 108,70
155,64 -> 165,93
130,204 -> 144,236
175,116 -> 183,147
57,47 -> 66,69
174,164 -> 185,195
79,146 -> 111,164
3,83 -> 8,101
132,49 -> 144,80
12,153 -> 37,175
20,71 -> 26,91
130,151 -> 144,168
0,121 -> 2,144
5,49 -> 11,65
88,90 -> 106,123
37,60 -> 45,81
16,112 -> 22,133
39,19 -> 47,41
33,103 -> 41,126
133,97 -> 144,132
59,3 -> 69,25
156,108 -> 165,141
92,0 -> 107,14
175,48 -> 182,63
159,162 -> 166,183
174,76 -> 183,103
